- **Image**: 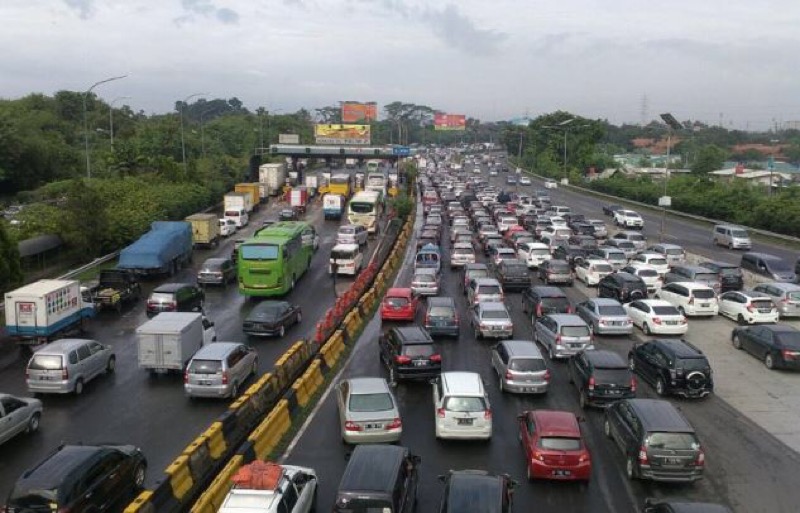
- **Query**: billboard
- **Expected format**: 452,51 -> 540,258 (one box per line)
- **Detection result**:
314,124 -> 371,145
278,134 -> 299,144
342,102 -> 378,123
434,113 -> 466,131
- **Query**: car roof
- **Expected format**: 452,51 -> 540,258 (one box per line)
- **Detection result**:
639,299 -> 674,307
474,278 -> 501,285
668,282 -> 714,290
700,260 -> 738,269
479,302 -> 508,311
427,296 -> 455,307
202,257 -> 229,266
589,297 -> 622,307
393,326 -> 432,344
651,339 -> 705,359
614,272 -> 642,282
333,243 -> 360,251
760,324 -> 800,334
386,288 -> 413,297
192,342 -> 241,359
347,377 -> 390,395
531,286 -> 567,297
735,290 -> 771,299
153,282 -> 192,293
415,268 -> 438,276
441,372 -> 483,394
338,445 -> 408,494
501,340 -> 543,359
251,300 -> 290,313
546,314 -> 586,325
626,399 -> 695,433
531,410 -> 581,437
33,338 -> 94,353
583,349 -> 627,368
11,445 -> 113,494
447,471 -> 504,509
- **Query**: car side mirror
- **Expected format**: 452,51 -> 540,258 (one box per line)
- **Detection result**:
437,474 -> 447,483
576,416 -> 586,423
516,413 -> 526,421
344,451 -> 353,461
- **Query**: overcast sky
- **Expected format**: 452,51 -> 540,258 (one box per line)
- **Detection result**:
2,0 -> 799,130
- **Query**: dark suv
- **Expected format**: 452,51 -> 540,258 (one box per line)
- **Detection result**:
597,272 -> 648,303
424,297 -> 460,338
605,399 -> 704,482
379,327 -> 441,383
495,259 -> 531,291
6,444 -> 147,513
569,350 -> 636,408
698,260 -> 743,292
437,470 -> 516,513
521,286 -> 572,319
628,339 -> 714,398
552,245 -> 588,269
642,499 -> 732,513
146,283 -> 204,318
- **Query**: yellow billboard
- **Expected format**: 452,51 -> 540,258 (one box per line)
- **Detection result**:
314,124 -> 371,145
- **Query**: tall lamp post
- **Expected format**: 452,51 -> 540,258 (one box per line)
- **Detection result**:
179,92 -> 208,170
659,113 -> 683,242
543,118 -> 589,183
199,108 -> 216,158
83,75 -> 127,178
109,95 -> 131,150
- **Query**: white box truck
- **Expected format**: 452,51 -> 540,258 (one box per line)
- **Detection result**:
224,192 -> 252,228
258,163 -> 287,197
136,312 -> 215,373
4,280 -> 96,346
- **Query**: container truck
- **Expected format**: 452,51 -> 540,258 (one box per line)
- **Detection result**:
185,213 -> 221,248
4,280 -> 97,346
323,194 -> 345,220
224,192 -> 252,228
117,221 -> 193,277
258,162 -> 287,196
136,312 -> 215,374
234,183 -> 261,210
289,187 -> 309,211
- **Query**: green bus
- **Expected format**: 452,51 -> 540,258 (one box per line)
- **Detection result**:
237,221 -> 318,297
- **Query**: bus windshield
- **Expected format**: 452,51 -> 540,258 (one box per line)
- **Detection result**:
241,244 -> 279,260
350,202 -> 375,214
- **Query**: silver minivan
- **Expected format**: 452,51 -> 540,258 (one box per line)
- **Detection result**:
490,340 -> 549,394
184,342 -> 258,399
26,339 -> 116,395
752,282 -> 800,318
534,314 -> 594,360
713,224 -> 752,250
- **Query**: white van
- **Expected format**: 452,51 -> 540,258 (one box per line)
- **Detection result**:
713,224 -> 752,250
433,371 -> 492,440
224,208 -> 249,228
329,243 -> 363,276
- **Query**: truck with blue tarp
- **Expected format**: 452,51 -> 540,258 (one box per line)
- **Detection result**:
4,279 -> 96,346
117,221 -> 193,276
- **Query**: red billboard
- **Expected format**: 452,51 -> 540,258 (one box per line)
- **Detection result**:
434,113 -> 466,131
342,102 -> 378,123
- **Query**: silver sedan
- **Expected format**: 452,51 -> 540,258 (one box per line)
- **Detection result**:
574,298 -> 633,335
0,393 -> 42,445
336,377 -> 402,444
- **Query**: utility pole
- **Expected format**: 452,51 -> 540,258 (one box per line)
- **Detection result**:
659,113 -> 682,242
83,74 -> 127,178
179,92 -> 208,171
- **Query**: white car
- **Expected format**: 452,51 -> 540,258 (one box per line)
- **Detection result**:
519,176 -> 532,185
492,247 -> 517,267
544,179 -> 558,189
517,242 -> 551,269
575,259 -> 614,286
718,291 -> 779,325
655,282 -> 719,317
219,462 -> 317,513
622,263 -> 663,293
613,209 -> 644,229
450,242 -> 476,268
219,218 -> 237,237
631,253 -> 670,276
586,219 -> 608,238
497,216 -> 520,233
624,299 -> 688,336
548,216 -> 569,228
0,393 -> 42,445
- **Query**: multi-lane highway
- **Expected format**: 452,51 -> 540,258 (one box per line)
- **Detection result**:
284,160 -> 800,513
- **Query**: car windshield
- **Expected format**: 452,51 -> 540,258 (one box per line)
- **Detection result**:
149,292 -> 176,302
509,358 -> 547,372
718,267 -> 741,277
241,244 -> 279,260
429,306 -> 455,319
402,344 -> 434,357
482,309 -> 509,320
444,396 -> 486,412
768,260 -> 793,272
598,305 -> 626,316
349,392 -> 394,412
776,331 -> 800,348
349,202 -> 374,214
188,359 -> 222,374
28,354 -> 63,370
454,248 -> 473,255
666,248 -> 684,256
539,437 -> 582,451
594,368 -> 631,385
693,289 -> 716,299
678,358 -> 709,371
608,253 -> 626,262
531,249 -> 551,256
646,432 -> 700,451
339,227 -> 355,234
467,270 -> 489,281
652,306 -> 680,315
731,230 -> 749,238
561,326 -> 590,337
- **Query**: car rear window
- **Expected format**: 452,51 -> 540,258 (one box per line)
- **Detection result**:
593,264 -> 613,273
428,306 -> 455,318
542,297 -> 571,312
751,300 -> 774,310
594,368 -> 630,385
692,289 -> 716,299
402,344 -> 434,357
636,269 -> 658,277
548,262 -> 569,271
646,432 -> 700,451
414,274 -> 436,283
648,258 -> 668,266
28,354 -> 63,370
188,360 -> 222,374
608,253 -> 626,261
467,270 -> 489,281
454,248 -> 473,255
561,325 -> 590,337
349,393 -> 393,413
444,396 -> 487,412
386,297 -> 409,307
149,292 -> 176,302
509,358 -> 547,372
597,305 -> 626,316
652,306 -> 680,316
717,267 -> 741,277
478,285 -> 502,295
694,273 -> 718,282
666,248 -> 684,256
481,309 -> 509,320
538,437 -> 582,451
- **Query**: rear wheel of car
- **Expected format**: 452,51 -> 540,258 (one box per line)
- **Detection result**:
765,353 -> 776,370
626,457 -> 638,480
737,314 -> 747,326
732,334 -> 743,349
655,377 -> 666,396
106,357 -> 116,374
27,412 -> 41,433
643,323 -> 652,335
230,382 -> 239,398
133,462 -> 146,490
74,379 -> 84,395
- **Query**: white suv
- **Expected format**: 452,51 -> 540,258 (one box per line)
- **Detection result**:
575,259 -> 613,286
622,263 -> 662,293
655,282 -> 719,317
433,372 -> 492,440
517,242 -> 552,269
613,209 -> 644,229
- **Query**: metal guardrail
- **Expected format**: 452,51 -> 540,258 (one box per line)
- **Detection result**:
510,159 -> 800,245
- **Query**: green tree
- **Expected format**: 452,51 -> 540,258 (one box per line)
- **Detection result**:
0,222 -> 23,293
61,179 -> 108,257
691,144 -> 728,174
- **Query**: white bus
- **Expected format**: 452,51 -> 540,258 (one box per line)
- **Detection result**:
365,171 -> 388,199
348,190 -> 382,234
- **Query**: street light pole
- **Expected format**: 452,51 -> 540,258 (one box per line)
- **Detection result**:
180,92 -> 208,170
109,96 -> 131,150
83,75 -> 127,178
659,132 -> 671,241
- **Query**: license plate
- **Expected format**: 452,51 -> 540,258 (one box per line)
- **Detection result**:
457,418 -> 473,426
38,376 -> 52,381
569,343 -> 583,349
759,309 -> 772,313
552,470 -> 571,476
665,320 -> 678,325
606,389 -> 621,395
664,457 -> 682,465
700,303 -> 710,307
200,380 -> 211,386
364,423 -> 382,430
414,360 -> 427,366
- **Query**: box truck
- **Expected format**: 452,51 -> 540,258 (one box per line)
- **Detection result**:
185,213 -> 221,248
117,221 -> 193,277
258,163 -> 287,196
224,192 -> 252,228
323,194 -> 345,220
4,280 -> 96,346
136,312 -> 215,373
234,183 -> 261,210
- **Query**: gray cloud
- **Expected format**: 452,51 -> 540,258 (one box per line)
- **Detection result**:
63,0 -> 95,19
421,4 -> 507,56
177,0 -> 239,25
216,7 -> 239,24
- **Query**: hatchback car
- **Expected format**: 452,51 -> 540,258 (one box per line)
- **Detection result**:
491,340 -> 549,394
717,290 -> 779,325
612,230 -> 647,251
242,301 -> 302,337
379,327 -> 441,383
732,324 -> 800,370
450,242 -> 476,268
380,288 -> 419,322
518,409 -> 591,481
0,393 -> 43,445
752,282 -> 800,318
624,300 -> 688,336
424,296 -> 460,337
26,338 -> 116,395
146,282 -> 204,318
337,377 -> 402,444
462,263 -> 490,292
184,342 -> 258,399
628,339 -> 714,398
517,242 -> 552,269
471,302 -> 514,339
436,470 -> 515,513
411,268 -> 440,296
575,258 -> 613,286
655,282 -> 718,317
575,298 -> 633,335
569,350 -> 636,408
621,263 -> 662,294
433,372 -> 492,440
197,257 -> 237,286
631,253 -> 670,276
614,210 -> 644,229
534,314 -> 594,360
538,259 -> 574,286
522,286 -> 572,319
598,272 -> 648,303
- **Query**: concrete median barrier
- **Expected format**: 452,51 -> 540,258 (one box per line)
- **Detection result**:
202,422 -> 227,460
248,399 -> 291,459
189,454 -> 243,513
165,455 -> 194,501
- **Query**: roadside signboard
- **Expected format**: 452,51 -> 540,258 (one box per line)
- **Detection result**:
314,124 -> 371,145
434,113 -> 466,131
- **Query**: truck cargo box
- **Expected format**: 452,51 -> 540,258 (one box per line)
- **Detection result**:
118,221 -> 193,276
136,312 -> 208,372
185,213 -> 221,247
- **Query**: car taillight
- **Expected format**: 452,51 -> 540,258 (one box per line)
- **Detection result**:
543,369 -> 551,382
554,334 -> 562,345
680,317 -> 688,325
579,451 -> 591,463
746,304 -> 755,312
454,314 -> 460,324
62,368 -> 69,380
536,305 -> 543,317
782,349 -> 799,360
639,445 -> 649,465
345,421 -> 362,431
395,355 -> 412,364
688,296 -> 694,305
437,408 -> 446,418
386,418 -> 402,430
652,317 -> 662,325
695,448 -> 705,466
484,409 -> 492,420
221,371 -> 229,385
165,302 -> 176,311
532,450 -> 545,461
631,376 -> 637,392
424,313 -> 430,324
588,376 -> 595,391
430,354 -> 442,363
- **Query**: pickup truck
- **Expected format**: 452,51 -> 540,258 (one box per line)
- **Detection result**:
91,269 -> 142,313
219,461 -> 317,513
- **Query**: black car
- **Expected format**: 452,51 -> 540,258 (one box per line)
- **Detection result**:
334,445 -> 419,513
145,283 -> 204,318
628,339 -> 714,398
521,286 -> 572,318
437,470 -> 516,513
242,300 -> 302,337
698,260 -> 743,292
279,208 -> 297,221
603,204 -> 622,216
537,259 -> 574,286
642,499 -> 732,513
7,444 -> 147,513
424,297 -> 460,337
569,350 -> 636,408
564,213 -> 586,227
495,259 -> 531,291
732,324 -> 800,370
379,326 -> 441,383
552,245 -> 588,269
597,273 -> 647,303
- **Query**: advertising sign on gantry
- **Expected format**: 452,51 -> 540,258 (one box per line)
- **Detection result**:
314,124 -> 371,145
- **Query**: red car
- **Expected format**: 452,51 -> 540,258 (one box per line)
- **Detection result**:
380,288 -> 419,322
517,409 -> 592,481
